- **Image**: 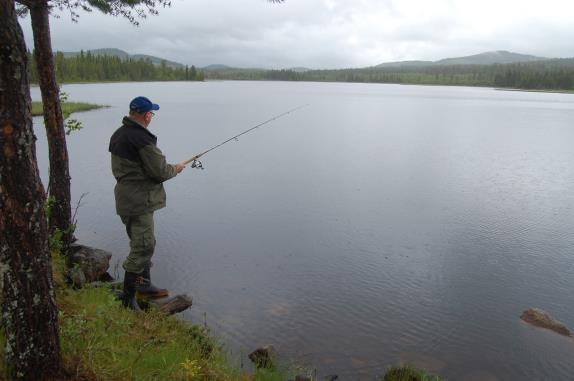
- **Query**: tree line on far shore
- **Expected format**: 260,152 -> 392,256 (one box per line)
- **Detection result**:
206,58 -> 574,91
27,50 -> 205,83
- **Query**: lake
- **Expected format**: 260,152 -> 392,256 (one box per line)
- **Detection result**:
32,81 -> 574,380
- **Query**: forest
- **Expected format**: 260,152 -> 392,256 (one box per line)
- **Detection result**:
27,50 -> 204,83
26,50 -> 574,91
205,58 -> 574,90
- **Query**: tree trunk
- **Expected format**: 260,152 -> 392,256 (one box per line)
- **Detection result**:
29,0 -> 72,253
0,1 -> 62,379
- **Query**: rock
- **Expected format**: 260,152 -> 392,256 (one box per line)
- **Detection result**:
99,272 -> 115,282
325,375 -> 338,381
520,308 -> 572,337
248,345 -> 276,369
68,265 -> 86,288
150,294 -> 193,315
68,244 -> 112,283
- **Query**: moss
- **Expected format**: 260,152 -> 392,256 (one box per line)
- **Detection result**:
0,330 -> 5,381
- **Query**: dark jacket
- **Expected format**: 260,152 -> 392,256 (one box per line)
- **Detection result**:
109,117 -> 177,216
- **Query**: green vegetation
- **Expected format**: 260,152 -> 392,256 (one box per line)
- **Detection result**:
28,50 -> 204,84
205,58 -> 574,91
32,97 -> 105,135
26,49 -> 574,91
31,100 -> 105,117
0,253 -> 445,381
0,253 -> 296,381
382,365 -> 443,381
58,286 -> 234,380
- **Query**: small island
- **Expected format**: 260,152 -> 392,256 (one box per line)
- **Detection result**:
31,100 -> 107,117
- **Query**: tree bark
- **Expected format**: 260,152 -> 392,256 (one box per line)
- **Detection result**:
28,0 -> 72,253
0,1 -> 62,379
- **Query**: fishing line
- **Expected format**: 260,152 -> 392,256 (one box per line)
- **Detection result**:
182,104 -> 308,169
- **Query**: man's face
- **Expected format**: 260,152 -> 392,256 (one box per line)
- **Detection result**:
143,111 -> 155,127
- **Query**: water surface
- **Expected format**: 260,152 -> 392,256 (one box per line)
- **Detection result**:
33,81 -> 574,380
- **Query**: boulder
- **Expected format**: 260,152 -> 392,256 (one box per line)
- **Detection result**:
520,308 -> 572,337
68,265 -> 86,288
248,345 -> 276,369
68,244 -> 112,283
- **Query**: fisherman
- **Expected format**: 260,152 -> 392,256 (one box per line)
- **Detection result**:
109,96 -> 186,311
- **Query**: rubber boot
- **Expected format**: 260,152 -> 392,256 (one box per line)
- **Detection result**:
121,271 -> 143,312
135,265 -> 169,299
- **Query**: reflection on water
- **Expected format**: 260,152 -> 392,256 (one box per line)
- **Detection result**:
32,81 -> 574,380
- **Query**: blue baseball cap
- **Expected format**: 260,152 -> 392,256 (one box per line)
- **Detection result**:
129,96 -> 160,113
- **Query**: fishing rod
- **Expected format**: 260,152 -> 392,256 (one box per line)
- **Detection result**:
182,104 -> 308,170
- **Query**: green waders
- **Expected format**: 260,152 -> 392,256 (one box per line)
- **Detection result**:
120,212 -> 156,274
119,212 -> 168,310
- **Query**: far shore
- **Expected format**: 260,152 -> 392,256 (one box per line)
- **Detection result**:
494,87 -> 574,94
30,80 -> 574,96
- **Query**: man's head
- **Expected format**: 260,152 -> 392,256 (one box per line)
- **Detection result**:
129,96 -> 160,128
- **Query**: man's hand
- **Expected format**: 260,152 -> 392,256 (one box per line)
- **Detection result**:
175,162 -> 186,173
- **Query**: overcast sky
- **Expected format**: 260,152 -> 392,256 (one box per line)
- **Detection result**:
19,0 -> 574,69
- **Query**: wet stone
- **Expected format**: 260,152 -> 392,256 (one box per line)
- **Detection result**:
521,308 -> 572,337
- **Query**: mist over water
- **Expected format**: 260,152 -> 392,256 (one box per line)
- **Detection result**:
33,81 -> 574,380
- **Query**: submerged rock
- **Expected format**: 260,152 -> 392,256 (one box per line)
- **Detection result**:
520,308 -> 572,337
68,243 -> 112,284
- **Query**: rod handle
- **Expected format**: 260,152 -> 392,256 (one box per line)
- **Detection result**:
182,155 -> 200,166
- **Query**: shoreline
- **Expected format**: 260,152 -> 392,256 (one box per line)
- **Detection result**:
0,248 -> 444,381
30,79 -> 574,95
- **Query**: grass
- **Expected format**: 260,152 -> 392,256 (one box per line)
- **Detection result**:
382,365 -> 443,381
0,253 -> 444,380
56,284 -> 311,380
31,101 -> 106,117
0,253 -> 298,381
53,252 -> 246,381
58,286 -> 235,380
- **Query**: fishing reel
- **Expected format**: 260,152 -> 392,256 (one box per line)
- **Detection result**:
191,158 -> 204,170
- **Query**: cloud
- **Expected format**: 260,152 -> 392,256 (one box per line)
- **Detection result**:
18,0 -> 574,69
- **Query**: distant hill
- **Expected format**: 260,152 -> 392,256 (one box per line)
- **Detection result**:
288,67 -> 312,73
375,50 -> 549,68
375,60 -> 433,68
131,54 -> 184,68
437,50 -> 548,65
203,64 -> 234,71
61,48 -> 185,69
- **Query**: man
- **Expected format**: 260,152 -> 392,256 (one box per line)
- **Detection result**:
109,96 -> 185,311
